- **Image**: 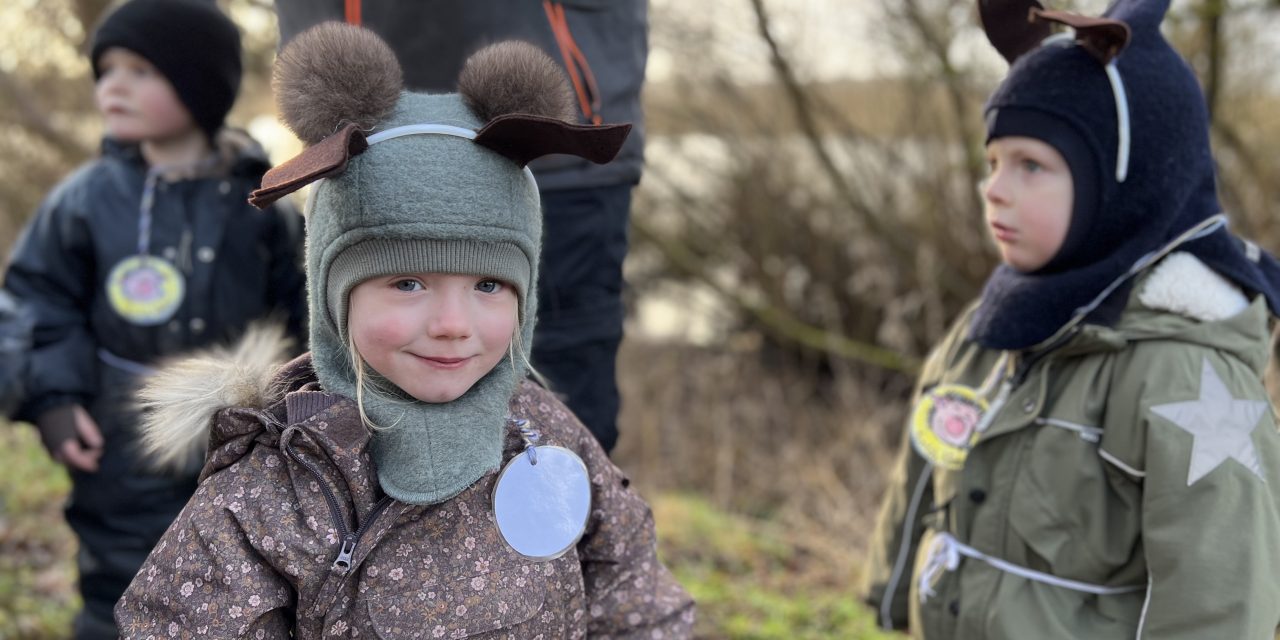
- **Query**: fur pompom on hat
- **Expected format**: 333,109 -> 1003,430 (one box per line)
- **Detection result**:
252,23 -> 629,507
457,41 -> 577,124
272,23 -> 403,145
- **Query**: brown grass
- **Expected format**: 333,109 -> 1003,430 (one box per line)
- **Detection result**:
613,336 -> 908,586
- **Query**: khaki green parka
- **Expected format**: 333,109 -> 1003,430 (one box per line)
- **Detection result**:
864,253 -> 1280,639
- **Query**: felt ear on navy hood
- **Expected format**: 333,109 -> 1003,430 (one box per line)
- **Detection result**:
979,0 -> 1053,63
979,0 -> 1132,64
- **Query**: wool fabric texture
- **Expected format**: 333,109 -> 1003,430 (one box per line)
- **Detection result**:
306,91 -> 542,506
970,0 -> 1280,351
90,0 -> 242,139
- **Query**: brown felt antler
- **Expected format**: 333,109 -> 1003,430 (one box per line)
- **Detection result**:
473,114 -> 631,168
1031,9 -> 1132,64
249,123 -> 369,209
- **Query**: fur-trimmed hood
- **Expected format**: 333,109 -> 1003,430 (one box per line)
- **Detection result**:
136,323 -> 295,473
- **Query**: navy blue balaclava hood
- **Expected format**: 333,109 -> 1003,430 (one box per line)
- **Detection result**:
970,0 -> 1280,350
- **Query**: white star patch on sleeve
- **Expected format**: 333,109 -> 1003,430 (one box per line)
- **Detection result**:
1149,358 -> 1268,486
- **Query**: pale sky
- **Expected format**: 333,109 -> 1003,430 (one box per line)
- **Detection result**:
646,0 -> 1280,88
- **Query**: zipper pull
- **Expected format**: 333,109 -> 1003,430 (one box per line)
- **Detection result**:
332,535 -> 356,573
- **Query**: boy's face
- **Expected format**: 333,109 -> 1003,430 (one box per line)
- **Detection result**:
982,136 -> 1074,272
94,47 -> 195,143
348,272 -> 519,404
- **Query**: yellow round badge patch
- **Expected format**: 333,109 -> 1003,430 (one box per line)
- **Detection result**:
106,255 -> 185,326
910,384 -> 989,471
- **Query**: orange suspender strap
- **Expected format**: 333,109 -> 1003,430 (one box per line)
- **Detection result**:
542,1 -> 603,125
345,0 -> 361,26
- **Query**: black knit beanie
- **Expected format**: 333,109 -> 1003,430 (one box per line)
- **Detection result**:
90,0 -> 242,139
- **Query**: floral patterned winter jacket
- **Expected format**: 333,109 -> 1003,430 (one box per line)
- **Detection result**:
114,353 -> 695,638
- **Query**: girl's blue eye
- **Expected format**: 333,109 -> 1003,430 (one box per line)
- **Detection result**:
476,279 -> 502,294
1021,158 -> 1043,173
394,279 -> 421,292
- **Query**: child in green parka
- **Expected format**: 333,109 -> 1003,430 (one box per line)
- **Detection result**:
863,0 -> 1280,638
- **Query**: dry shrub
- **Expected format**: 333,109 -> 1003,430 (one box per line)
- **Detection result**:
613,337 -> 913,576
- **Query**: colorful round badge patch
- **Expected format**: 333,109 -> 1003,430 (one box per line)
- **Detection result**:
106,255 -> 185,326
910,384 -> 989,470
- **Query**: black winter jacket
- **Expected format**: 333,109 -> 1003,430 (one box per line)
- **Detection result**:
3,130 -> 306,424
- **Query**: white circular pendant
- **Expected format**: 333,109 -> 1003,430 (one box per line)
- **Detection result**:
492,445 -> 592,561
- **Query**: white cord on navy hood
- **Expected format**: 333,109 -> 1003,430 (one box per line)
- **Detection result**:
1041,30 -> 1132,183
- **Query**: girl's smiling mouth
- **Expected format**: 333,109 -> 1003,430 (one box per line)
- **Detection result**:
413,354 -> 473,369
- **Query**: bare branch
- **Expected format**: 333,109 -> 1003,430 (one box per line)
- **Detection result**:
632,205 -> 921,374
899,0 -> 985,215
748,0 -> 970,300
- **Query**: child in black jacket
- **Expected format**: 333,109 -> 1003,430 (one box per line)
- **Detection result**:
1,1 -> 306,637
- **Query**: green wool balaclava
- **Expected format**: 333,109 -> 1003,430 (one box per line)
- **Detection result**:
251,23 -> 629,505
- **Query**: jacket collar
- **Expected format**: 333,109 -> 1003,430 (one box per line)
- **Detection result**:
1045,252 -> 1267,373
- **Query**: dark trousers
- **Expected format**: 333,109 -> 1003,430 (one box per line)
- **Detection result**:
67,468 -> 196,640
533,184 -> 632,454
68,385 -> 198,640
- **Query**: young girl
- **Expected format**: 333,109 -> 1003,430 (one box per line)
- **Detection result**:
864,0 -> 1280,638
114,24 -> 694,637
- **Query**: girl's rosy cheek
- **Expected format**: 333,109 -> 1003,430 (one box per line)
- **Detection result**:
367,314 -> 415,346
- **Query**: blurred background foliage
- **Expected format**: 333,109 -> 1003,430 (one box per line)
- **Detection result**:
1,0 -> 1278,637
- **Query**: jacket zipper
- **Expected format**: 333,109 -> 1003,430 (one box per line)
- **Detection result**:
281,428 -> 395,573
332,495 -> 394,572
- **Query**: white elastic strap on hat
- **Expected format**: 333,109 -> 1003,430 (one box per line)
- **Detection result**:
1105,61 -> 1131,182
365,123 -> 478,144
917,532 -> 1145,603
366,123 -> 539,189
303,122 -> 541,216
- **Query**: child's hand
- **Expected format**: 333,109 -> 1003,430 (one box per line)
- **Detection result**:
36,404 -> 105,473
